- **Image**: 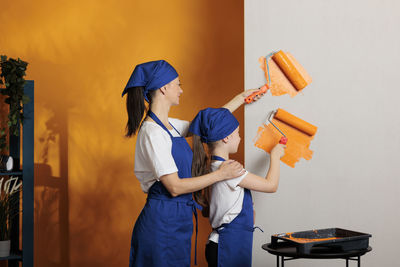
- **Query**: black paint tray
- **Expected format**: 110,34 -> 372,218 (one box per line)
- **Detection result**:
271,228 -> 371,254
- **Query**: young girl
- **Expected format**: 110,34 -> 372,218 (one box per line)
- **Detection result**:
189,107 -> 285,267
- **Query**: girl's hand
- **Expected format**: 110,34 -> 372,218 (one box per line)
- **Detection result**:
217,160 -> 245,180
271,143 -> 286,160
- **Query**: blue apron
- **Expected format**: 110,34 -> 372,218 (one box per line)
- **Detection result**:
129,111 -> 200,267
211,156 -> 254,267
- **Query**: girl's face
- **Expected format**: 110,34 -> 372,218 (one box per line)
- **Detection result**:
164,77 -> 183,105
227,127 -> 241,153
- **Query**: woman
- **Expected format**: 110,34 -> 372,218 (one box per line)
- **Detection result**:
123,60 -> 261,267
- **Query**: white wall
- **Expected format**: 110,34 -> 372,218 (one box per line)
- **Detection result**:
245,1 -> 400,266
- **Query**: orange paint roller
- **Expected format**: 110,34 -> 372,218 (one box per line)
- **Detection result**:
256,108 -> 317,168
271,51 -> 308,91
246,50 -> 310,103
268,110 -> 288,145
269,108 -> 317,141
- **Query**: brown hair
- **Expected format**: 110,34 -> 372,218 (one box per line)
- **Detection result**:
192,135 -> 218,217
125,87 -> 156,137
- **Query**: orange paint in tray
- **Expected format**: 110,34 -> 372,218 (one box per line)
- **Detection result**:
285,233 -> 339,243
254,109 -> 317,168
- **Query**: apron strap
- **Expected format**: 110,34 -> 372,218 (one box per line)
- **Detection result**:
186,199 -> 202,266
148,111 -> 181,137
211,155 -> 226,161
169,122 -> 181,136
214,223 -> 255,233
253,226 -> 264,233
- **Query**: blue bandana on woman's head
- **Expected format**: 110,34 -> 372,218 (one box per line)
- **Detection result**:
122,60 -> 178,102
189,108 -> 239,143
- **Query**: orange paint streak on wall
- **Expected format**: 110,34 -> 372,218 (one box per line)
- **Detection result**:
258,52 -> 312,97
0,0 -> 243,266
254,111 -> 317,168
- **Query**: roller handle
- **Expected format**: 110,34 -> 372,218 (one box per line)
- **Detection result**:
245,85 -> 269,104
279,136 -> 288,145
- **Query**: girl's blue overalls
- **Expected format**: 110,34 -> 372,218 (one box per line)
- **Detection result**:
212,156 -> 254,267
129,111 -> 200,267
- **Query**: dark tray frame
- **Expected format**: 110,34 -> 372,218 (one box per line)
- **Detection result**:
271,228 -> 371,254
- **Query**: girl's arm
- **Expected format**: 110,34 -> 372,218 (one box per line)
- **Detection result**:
222,88 -> 265,113
239,144 -> 285,193
160,160 -> 245,197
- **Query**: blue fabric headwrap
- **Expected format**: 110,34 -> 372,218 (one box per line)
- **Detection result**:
189,108 -> 239,143
122,60 -> 179,102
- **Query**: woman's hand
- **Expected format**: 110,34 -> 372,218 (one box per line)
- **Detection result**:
238,88 -> 266,103
217,160 -> 245,181
223,88 -> 267,113
271,143 -> 286,160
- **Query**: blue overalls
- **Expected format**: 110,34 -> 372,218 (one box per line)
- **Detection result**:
129,111 -> 200,267
212,156 -> 254,267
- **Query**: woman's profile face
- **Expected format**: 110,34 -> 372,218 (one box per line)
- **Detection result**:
164,77 -> 183,105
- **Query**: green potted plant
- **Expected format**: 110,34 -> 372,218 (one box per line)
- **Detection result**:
0,176 -> 21,257
0,55 -> 29,171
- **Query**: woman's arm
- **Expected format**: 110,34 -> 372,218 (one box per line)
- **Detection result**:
222,88 -> 265,113
160,160 -> 245,197
238,144 -> 285,193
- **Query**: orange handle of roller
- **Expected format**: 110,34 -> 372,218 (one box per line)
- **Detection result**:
245,85 -> 269,104
272,50 -> 308,91
275,108 -> 317,136
279,136 -> 288,145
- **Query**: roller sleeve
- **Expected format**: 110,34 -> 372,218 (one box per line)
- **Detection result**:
272,50 -> 308,91
274,108 -> 317,136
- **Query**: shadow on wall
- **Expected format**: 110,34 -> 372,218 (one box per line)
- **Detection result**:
35,108 -> 70,266
32,54 -> 146,266
32,58 -> 72,266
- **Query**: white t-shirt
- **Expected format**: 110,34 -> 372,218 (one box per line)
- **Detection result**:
134,118 -> 190,193
208,160 -> 249,243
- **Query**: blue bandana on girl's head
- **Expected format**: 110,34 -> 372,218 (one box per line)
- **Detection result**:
189,108 -> 239,143
122,60 -> 178,102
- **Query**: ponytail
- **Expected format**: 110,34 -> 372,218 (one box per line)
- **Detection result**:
192,135 -> 211,217
125,86 -> 147,137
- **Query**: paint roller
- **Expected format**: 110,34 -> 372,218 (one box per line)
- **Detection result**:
268,111 -> 287,145
271,51 -> 308,91
267,108 -> 317,145
245,84 -> 269,104
245,50 -> 309,104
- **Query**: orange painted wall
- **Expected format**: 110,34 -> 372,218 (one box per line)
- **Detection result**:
0,0 -> 243,266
